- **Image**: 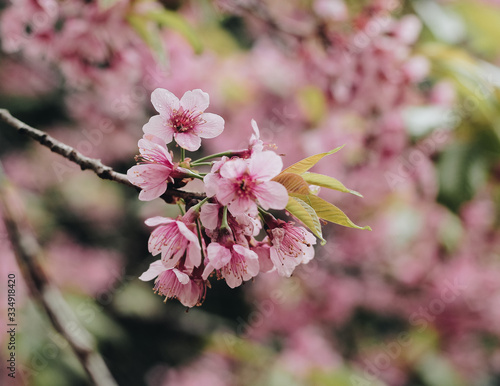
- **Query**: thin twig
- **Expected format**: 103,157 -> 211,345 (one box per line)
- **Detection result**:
0,108 -> 205,202
0,165 -> 119,386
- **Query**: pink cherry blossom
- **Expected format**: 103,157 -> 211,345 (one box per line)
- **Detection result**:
202,156 -> 229,198
206,151 -> 288,216
143,88 -> 225,151
139,261 -> 205,307
127,137 -> 175,201
268,222 -> 316,277
249,119 -> 264,154
146,216 -> 201,271
202,243 -> 260,288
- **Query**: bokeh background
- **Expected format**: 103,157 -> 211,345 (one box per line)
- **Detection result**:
1,0 -> 500,385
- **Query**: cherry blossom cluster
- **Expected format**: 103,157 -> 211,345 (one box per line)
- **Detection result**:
128,88 -> 319,307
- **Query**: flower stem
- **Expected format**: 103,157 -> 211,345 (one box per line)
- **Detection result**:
195,219 -> 205,262
258,206 -> 276,227
177,202 -> 185,215
191,149 -> 248,165
182,169 -> 204,180
190,197 -> 209,213
190,162 -> 213,166
221,206 -> 229,230
180,148 -> 185,162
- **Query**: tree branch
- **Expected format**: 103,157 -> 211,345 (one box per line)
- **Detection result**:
0,165 -> 118,386
0,108 -> 205,202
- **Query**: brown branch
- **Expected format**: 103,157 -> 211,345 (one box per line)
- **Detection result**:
0,108 -> 205,202
0,165 -> 118,386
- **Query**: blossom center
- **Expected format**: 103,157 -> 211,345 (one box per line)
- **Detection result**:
235,174 -> 257,197
169,109 -> 203,133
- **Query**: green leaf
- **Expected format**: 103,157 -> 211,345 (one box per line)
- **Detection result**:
282,146 -> 344,175
302,172 -> 363,197
291,193 -> 371,230
273,172 -> 310,194
146,9 -> 203,54
127,14 -> 167,66
286,196 -> 324,244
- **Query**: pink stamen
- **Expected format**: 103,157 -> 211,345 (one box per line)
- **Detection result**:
169,108 -> 205,133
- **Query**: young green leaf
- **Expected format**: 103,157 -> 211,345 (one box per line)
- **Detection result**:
302,172 -> 363,197
291,193 -> 371,230
286,196 -> 325,244
273,172 -> 310,194
282,146 -> 344,175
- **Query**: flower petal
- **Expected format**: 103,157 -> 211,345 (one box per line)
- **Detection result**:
234,213 -> 261,236
228,197 -> 255,216
249,119 -> 264,153
172,268 -> 190,285
270,247 -> 297,277
200,203 -> 220,230
174,132 -> 202,151
145,216 -> 175,227
225,245 -> 259,288
220,158 -> 248,180
251,119 -> 260,137
253,244 -> 274,273
254,181 -> 288,210
300,227 -> 316,264
196,113 -> 225,138
180,89 -> 209,112
142,135 -> 165,147
185,242 -> 202,269
138,138 -> 173,164
143,115 -> 173,144
249,151 -> 283,180
138,183 -> 167,201
179,281 -> 202,307
151,88 -> 179,115
207,243 -> 232,270
224,273 -> 242,289
139,260 -> 166,281
203,173 -> 220,197
215,178 -> 237,205
127,164 -> 171,185
176,221 -> 200,246
233,244 -> 259,264
202,262 -> 215,280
